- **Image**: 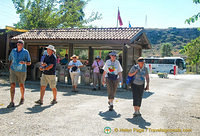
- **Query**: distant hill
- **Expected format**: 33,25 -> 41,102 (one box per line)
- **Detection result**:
143,28 -> 200,57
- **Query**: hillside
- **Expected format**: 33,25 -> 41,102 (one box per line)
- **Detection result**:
143,28 -> 200,57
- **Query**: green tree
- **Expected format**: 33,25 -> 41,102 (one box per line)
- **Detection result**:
185,0 -> 200,24
180,37 -> 200,73
12,0 -> 101,29
160,43 -> 173,57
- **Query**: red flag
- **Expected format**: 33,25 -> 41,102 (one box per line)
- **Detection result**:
118,9 -> 123,26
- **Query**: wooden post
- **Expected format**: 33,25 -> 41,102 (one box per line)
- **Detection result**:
122,45 -> 128,89
5,33 -> 10,63
68,43 -> 74,62
88,46 -> 93,66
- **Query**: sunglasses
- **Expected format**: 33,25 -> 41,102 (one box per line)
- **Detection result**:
138,60 -> 144,62
17,42 -> 23,44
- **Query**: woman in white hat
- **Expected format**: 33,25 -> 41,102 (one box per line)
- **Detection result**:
68,55 -> 83,92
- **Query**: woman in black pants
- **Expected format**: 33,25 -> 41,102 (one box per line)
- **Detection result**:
128,57 -> 150,116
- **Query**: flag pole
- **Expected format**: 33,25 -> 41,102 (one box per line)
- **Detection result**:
117,7 -> 119,27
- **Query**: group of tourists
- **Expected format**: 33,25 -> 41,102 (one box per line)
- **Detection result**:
7,40 -> 150,117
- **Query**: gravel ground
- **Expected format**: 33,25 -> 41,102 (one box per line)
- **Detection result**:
0,74 -> 199,136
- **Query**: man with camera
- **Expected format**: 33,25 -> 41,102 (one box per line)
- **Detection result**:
35,45 -> 58,105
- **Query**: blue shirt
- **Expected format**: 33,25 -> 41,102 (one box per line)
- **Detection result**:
60,58 -> 68,65
43,54 -> 57,75
9,48 -> 31,72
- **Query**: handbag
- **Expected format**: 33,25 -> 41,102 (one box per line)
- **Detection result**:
126,65 -> 137,84
126,75 -> 135,85
97,61 -> 104,74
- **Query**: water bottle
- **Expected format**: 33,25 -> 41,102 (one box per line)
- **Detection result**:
119,81 -> 122,88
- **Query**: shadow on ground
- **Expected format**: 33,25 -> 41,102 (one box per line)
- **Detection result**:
25,104 -> 53,114
0,104 -> 21,114
143,91 -> 154,99
126,116 -> 151,129
191,116 -> 200,119
99,110 -> 121,121
0,79 -> 155,100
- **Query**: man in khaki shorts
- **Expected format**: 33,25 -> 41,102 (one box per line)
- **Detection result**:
35,45 -> 57,105
7,39 -> 31,108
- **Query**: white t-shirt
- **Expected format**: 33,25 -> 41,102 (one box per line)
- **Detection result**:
103,59 -> 123,78
68,60 -> 83,73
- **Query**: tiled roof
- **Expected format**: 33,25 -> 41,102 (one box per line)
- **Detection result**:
12,27 -> 144,41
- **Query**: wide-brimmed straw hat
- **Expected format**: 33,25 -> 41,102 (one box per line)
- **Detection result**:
46,45 -> 56,52
70,54 -> 79,59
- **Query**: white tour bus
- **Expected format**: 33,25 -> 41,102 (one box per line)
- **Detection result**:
144,57 -> 186,74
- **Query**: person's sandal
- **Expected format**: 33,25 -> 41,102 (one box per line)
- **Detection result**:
50,99 -> 57,105
19,98 -> 24,105
35,100 -> 43,105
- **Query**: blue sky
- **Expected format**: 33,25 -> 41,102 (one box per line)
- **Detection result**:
1,0 -> 200,29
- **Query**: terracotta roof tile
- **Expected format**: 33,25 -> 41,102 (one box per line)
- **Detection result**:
12,27 -> 144,41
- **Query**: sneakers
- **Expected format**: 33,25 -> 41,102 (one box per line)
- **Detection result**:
109,105 -> 114,111
19,98 -> 24,105
108,101 -> 114,111
7,102 -> 15,108
133,111 -> 141,116
35,100 -> 43,105
50,99 -> 57,105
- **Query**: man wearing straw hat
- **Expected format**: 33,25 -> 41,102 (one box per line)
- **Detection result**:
68,55 -> 83,92
35,45 -> 58,105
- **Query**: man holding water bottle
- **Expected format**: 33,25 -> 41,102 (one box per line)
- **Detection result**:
7,39 -> 31,108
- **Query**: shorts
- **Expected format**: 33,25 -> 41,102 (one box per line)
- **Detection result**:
10,69 -> 27,84
70,72 -> 80,86
106,78 -> 119,99
40,74 -> 57,88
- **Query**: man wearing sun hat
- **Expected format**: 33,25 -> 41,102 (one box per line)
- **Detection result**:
68,54 -> 83,92
35,45 -> 58,105
7,39 -> 31,108
128,57 -> 150,116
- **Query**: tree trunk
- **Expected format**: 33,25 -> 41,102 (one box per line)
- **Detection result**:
196,63 -> 198,74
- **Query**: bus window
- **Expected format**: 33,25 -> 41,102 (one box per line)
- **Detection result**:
154,59 -> 159,64
176,59 -> 184,70
159,59 -> 164,64
145,59 -> 151,63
